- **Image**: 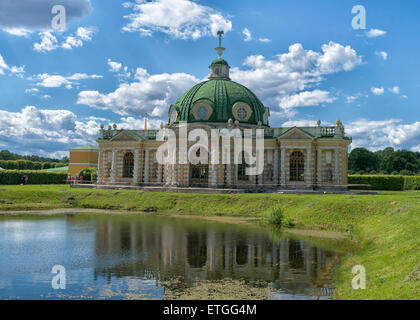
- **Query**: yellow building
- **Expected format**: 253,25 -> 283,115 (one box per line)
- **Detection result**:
68,145 -> 99,176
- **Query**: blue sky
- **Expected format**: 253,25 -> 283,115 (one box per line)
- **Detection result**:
0,0 -> 419,158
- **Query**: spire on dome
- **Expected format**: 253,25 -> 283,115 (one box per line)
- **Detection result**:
215,30 -> 225,57
209,31 -> 230,80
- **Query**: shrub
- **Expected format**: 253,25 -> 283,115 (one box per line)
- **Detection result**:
399,169 -> 412,176
348,175 -> 405,191
267,206 -> 294,227
77,167 -> 98,182
403,176 -> 420,190
0,170 -> 67,185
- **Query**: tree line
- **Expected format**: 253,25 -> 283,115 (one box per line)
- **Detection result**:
0,150 -> 69,163
0,150 -> 68,170
349,147 -> 420,175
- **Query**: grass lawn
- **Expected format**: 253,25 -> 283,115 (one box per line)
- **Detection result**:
0,184 -> 418,300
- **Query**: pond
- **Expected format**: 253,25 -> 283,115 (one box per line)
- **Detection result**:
0,214 -> 340,300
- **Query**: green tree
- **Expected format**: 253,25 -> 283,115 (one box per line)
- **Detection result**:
32,162 -> 42,170
349,148 -> 379,172
41,162 -> 51,170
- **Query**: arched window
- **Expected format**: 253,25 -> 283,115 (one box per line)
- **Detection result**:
290,151 -> 304,181
237,152 -> 249,181
123,152 -> 134,178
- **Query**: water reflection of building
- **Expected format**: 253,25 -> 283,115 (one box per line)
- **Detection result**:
94,217 -> 338,295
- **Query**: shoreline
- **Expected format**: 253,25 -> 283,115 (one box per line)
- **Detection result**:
0,185 -> 418,299
0,207 -> 347,240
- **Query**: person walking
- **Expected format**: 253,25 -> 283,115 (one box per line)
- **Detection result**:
24,175 -> 28,185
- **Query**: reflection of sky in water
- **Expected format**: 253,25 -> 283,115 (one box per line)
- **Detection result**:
0,215 -> 339,300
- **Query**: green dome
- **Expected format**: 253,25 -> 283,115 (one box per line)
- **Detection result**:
210,58 -> 229,67
171,79 -> 267,125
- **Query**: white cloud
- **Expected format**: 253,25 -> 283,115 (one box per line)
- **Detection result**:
317,41 -> 363,73
0,53 -> 25,77
0,106 -> 98,157
33,73 -> 103,89
0,54 -> 9,74
242,28 -> 271,43
242,28 -> 252,42
25,88 -> 39,94
346,119 -> 420,151
78,67 -> 199,117
34,27 -> 97,52
122,0 -> 232,39
345,93 -> 367,104
33,32 -> 59,52
62,27 -> 96,50
366,28 -> 387,38
282,119 -> 322,127
375,51 -> 388,60
0,105 -> 168,157
79,41 -> 362,123
108,59 -> 123,72
0,0 -> 92,35
388,86 -> 400,94
371,87 -> 384,95
230,41 -> 362,121
279,90 -> 335,108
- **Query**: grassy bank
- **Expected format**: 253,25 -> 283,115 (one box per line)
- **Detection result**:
0,185 -> 418,300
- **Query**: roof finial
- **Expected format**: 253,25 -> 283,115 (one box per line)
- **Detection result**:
215,30 -> 225,57
144,113 -> 148,131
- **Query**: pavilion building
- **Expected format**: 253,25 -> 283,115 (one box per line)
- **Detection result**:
96,36 -> 351,190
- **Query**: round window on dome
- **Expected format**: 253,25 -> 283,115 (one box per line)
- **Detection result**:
233,102 -> 252,122
192,101 -> 213,121
236,107 -> 248,121
170,107 -> 177,123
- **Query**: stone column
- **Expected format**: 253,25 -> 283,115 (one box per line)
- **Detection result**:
132,148 -> 139,185
334,148 -> 341,186
97,150 -> 102,184
171,149 -> 178,186
110,149 -> 117,184
165,163 -> 171,185
305,146 -> 312,187
144,149 -> 149,184
257,151 -> 263,187
273,147 -> 279,186
157,164 -> 163,185
209,164 -> 218,187
316,148 -> 322,187
280,147 -> 286,187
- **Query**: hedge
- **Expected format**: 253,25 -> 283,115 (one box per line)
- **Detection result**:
349,175 -> 420,191
403,176 -> 420,190
0,160 -> 67,171
0,170 -> 68,185
348,175 -> 405,191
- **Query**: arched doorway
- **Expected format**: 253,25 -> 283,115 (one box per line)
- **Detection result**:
123,152 -> 134,178
290,151 -> 304,181
189,147 -> 209,187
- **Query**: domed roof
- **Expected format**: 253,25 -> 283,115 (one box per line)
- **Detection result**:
171,79 -> 267,125
168,32 -> 269,126
210,58 -> 229,66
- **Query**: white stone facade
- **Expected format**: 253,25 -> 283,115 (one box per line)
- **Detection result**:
97,124 -> 351,190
